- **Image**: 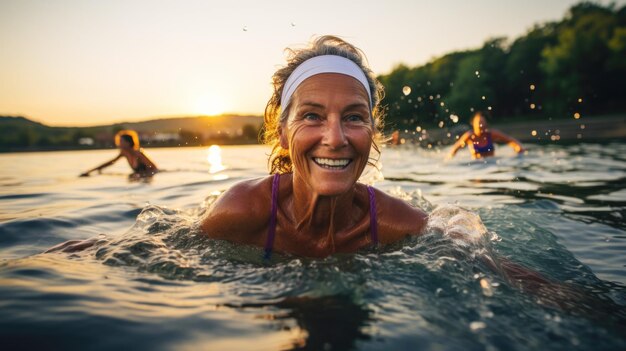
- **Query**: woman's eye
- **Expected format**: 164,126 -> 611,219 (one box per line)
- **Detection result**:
345,114 -> 364,122
303,113 -> 320,121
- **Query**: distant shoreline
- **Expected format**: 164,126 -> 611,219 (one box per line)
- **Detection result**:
0,140 -> 261,154
492,114 -> 626,143
2,114 -> 625,153
395,114 -> 626,146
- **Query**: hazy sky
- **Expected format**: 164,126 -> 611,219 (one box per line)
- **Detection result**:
1,0 -> 622,126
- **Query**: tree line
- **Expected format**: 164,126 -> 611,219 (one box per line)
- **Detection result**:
0,116 -> 262,151
377,2 -> 626,131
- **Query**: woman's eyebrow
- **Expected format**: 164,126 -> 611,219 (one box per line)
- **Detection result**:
342,102 -> 369,111
297,101 -> 369,110
298,101 -> 325,109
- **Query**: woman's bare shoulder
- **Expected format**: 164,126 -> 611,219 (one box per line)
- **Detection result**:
371,187 -> 428,243
200,176 -> 274,241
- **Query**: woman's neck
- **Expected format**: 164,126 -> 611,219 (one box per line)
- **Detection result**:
289,173 -> 357,235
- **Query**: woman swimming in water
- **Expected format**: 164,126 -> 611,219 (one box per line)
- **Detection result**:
80,130 -> 158,178
50,36 -> 599,313
201,36 -> 429,257
447,111 -> 525,159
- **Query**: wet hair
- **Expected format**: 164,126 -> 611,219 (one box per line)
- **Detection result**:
471,110 -> 491,124
114,130 -> 140,150
263,35 -> 385,174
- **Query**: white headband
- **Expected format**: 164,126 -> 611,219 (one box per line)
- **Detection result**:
280,55 -> 373,114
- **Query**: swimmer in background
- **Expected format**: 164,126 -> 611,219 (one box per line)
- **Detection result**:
447,111 -> 525,159
80,130 -> 158,178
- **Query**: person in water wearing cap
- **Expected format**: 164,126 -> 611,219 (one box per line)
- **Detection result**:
447,111 -> 525,159
80,130 -> 158,178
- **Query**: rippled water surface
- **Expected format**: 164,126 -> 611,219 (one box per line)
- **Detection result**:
1,143 -> 625,350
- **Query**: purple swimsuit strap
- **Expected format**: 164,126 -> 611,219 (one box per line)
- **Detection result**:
367,185 -> 379,246
264,173 -> 280,259
264,176 -> 379,259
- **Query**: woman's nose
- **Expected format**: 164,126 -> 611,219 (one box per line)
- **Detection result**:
322,118 -> 348,149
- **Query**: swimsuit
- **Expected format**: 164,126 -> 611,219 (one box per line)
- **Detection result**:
263,173 -> 379,259
471,132 -> 494,156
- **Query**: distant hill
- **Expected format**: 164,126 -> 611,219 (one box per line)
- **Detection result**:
107,115 -> 263,138
0,114 -> 263,151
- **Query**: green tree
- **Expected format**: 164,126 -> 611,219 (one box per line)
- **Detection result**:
241,124 -> 260,142
505,24 -> 558,116
541,3 -> 619,115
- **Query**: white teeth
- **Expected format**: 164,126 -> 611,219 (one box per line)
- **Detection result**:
313,158 -> 351,167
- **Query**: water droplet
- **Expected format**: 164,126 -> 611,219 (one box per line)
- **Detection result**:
578,97 -> 583,103
440,102 -> 445,107
487,106 -> 492,111
574,112 -> 581,119
416,126 -> 422,132
530,84 -> 535,91
481,96 -> 486,100
480,278 -> 494,296
530,103 -> 536,109
449,114 -> 459,123
475,70 -> 480,75
580,124 -> 585,129
402,86 -> 411,96
469,321 -> 486,331
242,26 -> 248,31
291,22 -> 296,27
531,130 -> 537,136
438,121 -> 444,128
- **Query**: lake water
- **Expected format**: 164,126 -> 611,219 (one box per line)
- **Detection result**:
1,143 -> 625,350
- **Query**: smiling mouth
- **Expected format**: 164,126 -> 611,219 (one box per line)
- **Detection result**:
312,157 -> 353,170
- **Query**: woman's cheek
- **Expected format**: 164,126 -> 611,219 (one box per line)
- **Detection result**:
287,123 -> 313,174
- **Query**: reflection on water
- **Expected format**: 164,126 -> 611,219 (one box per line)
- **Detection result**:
0,143 -> 625,350
206,145 -> 226,174
228,295 -> 373,351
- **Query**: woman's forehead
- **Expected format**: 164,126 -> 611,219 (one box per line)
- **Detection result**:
291,73 -> 370,106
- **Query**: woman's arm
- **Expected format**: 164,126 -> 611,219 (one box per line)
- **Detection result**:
200,177 -> 271,244
491,129 -> 525,154
446,131 -> 471,159
80,153 -> 123,176
376,189 -> 429,244
427,205 -> 609,314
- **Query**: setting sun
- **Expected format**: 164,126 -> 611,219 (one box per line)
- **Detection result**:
191,94 -> 228,116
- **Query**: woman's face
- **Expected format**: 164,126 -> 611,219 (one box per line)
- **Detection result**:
472,115 -> 488,135
118,137 -> 132,150
281,73 -> 373,196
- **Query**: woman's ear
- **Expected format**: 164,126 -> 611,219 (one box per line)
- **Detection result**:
279,125 -> 289,149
